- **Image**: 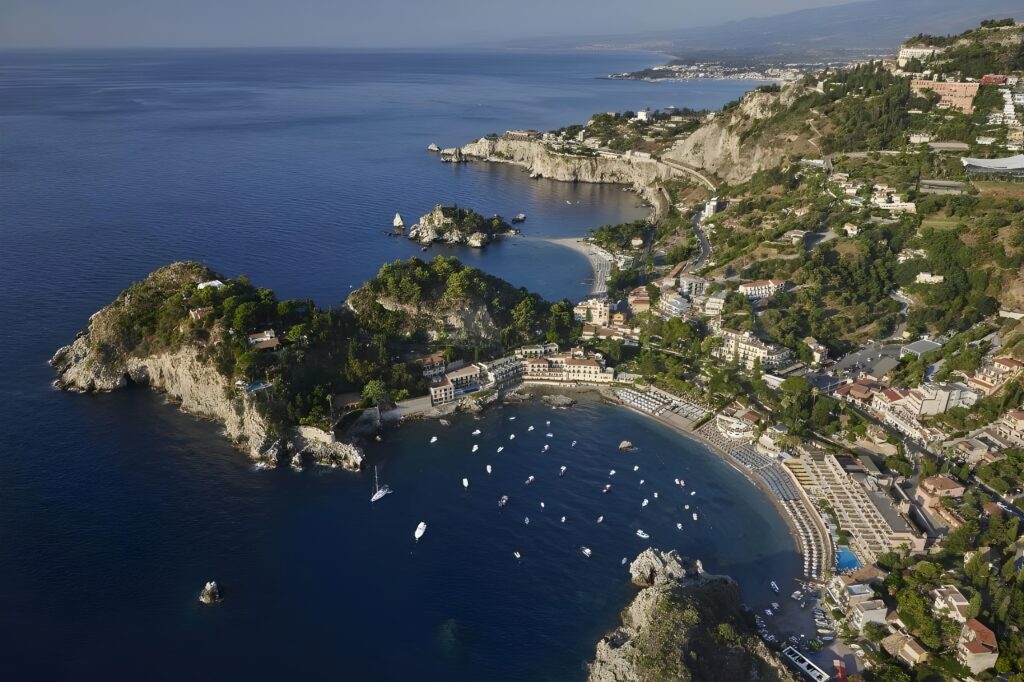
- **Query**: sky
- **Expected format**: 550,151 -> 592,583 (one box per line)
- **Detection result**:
0,0 -> 856,48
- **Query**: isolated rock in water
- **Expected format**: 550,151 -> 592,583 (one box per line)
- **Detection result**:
618,440 -> 633,451
199,581 -> 222,604
541,394 -> 576,407
427,143 -> 440,152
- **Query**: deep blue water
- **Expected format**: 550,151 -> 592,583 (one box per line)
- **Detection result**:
0,49 -> 792,681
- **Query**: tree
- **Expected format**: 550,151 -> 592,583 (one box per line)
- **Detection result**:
361,379 -> 391,407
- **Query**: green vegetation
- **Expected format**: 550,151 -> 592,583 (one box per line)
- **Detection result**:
588,219 -> 648,253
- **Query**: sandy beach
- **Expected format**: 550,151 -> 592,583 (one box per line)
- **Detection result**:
544,237 -> 611,297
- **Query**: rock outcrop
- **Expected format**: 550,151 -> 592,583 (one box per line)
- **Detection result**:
289,425 -> 363,471
589,550 -> 796,682
663,83 -> 815,185
460,137 -> 675,220
199,581 -> 222,604
407,204 -> 516,248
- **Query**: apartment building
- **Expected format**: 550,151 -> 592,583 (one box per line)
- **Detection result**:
713,328 -> 791,370
958,619 -> 999,674
573,297 -> 611,325
738,279 -> 785,300
932,584 -> 971,623
911,79 -> 981,114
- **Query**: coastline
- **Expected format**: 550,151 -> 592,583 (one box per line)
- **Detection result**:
543,237 -> 612,297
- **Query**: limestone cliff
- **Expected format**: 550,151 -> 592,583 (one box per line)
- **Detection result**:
460,138 -> 674,219
589,549 -> 796,682
663,83 -> 816,185
50,262 -> 362,470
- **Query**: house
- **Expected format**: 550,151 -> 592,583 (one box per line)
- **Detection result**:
803,337 -> 829,365
872,388 -> 909,414
850,599 -> 888,631
429,375 -> 454,406
994,409 -> 1024,447
522,347 -> 615,384
416,352 -> 447,378
957,619 -> 999,674
843,222 -> 859,237
247,329 -> 280,351
703,290 -> 728,316
678,275 -> 707,298
826,574 -> 875,608
915,272 -> 945,284
898,45 -> 942,67
917,475 -> 966,505
932,584 -> 971,623
882,633 -> 930,667
738,279 -> 785,300
515,343 -> 559,359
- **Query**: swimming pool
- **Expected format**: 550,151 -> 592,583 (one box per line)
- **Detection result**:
836,547 -> 861,571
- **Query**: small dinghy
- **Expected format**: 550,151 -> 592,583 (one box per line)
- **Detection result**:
414,522 -> 427,541
486,464 -> 492,474
509,416 -> 516,421
641,499 -> 649,508
621,557 -> 627,565
545,420 -> 551,426
497,446 -> 504,453
539,501 -> 545,509
635,529 -> 649,539
498,495 -> 508,508
430,436 -> 438,444
472,444 -> 479,453
472,429 -> 481,436
639,479 -> 645,486
524,475 -> 535,485
545,433 -> 553,438
580,546 -> 592,559
528,425 -> 535,432
684,504 -> 690,510
462,478 -> 469,489
652,492 -> 658,499
596,515 -> 604,523
523,516 -> 530,525
690,491 -> 696,496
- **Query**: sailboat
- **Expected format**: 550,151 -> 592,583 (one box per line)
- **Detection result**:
370,466 -> 393,502
414,522 -> 427,541
462,478 -> 469,489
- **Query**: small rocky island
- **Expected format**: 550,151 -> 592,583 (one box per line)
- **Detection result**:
407,204 -> 518,248
589,550 -> 796,682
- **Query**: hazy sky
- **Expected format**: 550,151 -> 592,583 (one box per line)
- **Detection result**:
0,0 -> 855,48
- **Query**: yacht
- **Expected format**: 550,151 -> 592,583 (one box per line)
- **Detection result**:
692,513 -> 698,521
609,469 -> 616,476
542,444 -> 549,452
596,515 -> 604,523
528,425 -> 535,432
580,547 -> 593,558
641,499 -> 649,508
472,429 -> 481,436
539,501 -> 545,509
524,516 -> 530,525
633,465 -> 639,472
486,464 -> 492,474
545,420 -> 551,426
471,444 -> 479,453
676,523 -> 683,530
545,433 -> 553,438
690,491 -> 696,496
509,416 -> 516,421
430,436 -> 438,444
509,434 -> 515,440
635,529 -> 650,539
621,557 -> 627,565
498,495 -> 508,508
639,479 -> 645,485
684,504 -> 689,510
462,478 -> 469,489
497,446 -> 504,453
560,516 -> 565,523
370,466 -> 393,502
414,522 -> 427,541
571,440 -> 577,447
652,492 -> 658,499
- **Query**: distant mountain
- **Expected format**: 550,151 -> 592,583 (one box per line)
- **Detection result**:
511,0 -> 1024,61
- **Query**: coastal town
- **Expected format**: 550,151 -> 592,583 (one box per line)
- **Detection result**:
46,15 -> 1024,682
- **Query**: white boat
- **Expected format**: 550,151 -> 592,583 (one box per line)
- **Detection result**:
679,479 -> 685,487
597,515 -> 604,523
414,522 -> 427,541
770,581 -> 780,593
545,433 -> 553,438
581,546 -> 592,558
498,495 -> 508,507
472,444 -> 479,453
472,429 -> 481,436
765,609 -> 773,616
540,501 -> 545,509
821,636 -> 834,642
674,478 -> 679,485
560,516 -> 566,523
652,492 -> 658,499
545,420 -> 550,426
486,464 -> 492,474
692,513 -> 698,521
602,484 -> 611,494
524,516 -> 530,525
509,416 -> 516,421
633,465 -> 639,472
690,491 -> 696,496
641,499 -> 649,508
528,425 -> 535,431
513,551 -> 521,559
559,466 -> 566,476
509,434 -> 515,440
370,466 -> 393,502
791,591 -> 802,600
524,476 -> 535,485
639,479 -> 645,485
771,602 -> 780,610
462,478 -> 469,489
542,444 -> 549,452
609,469 -> 616,476
684,504 -> 689,510
497,446 -> 504,453
430,436 -> 438,444
676,523 -> 683,530
635,529 -> 650,539
621,557 -> 627,565
571,440 -> 577,447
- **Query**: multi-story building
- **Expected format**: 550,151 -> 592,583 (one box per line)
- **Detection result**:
515,343 -> 560,359
911,79 -> 980,114
850,599 -> 888,631
627,286 -> 651,313
522,347 -> 615,384
573,298 -> 611,325
902,383 -> 979,417
932,584 -> 971,623
703,290 -> 728,316
993,409 -> 1024,447
738,279 -> 785,300
713,328 -> 791,370
678,275 -> 707,298
898,45 -> 942,67
657,290 -> 690,318
803,336 -> 829,365
429,375 -> 455,406
416,352 -> 447,378
957,619 -> 999,675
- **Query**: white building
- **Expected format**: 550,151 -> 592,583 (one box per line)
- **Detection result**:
902,383 -> 979,417
898,45 -> 942,67
713,328 -> 791,370
573,298 -> 611,325
738,279 -> 786,300
678,275 -> 707,298
916,272 -> 945,284
657,290 -> 690,318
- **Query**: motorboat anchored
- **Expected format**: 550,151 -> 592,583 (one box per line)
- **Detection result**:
414,522 -> 427,541
635,529 -> 650,539
498,495 -> 509,508
580,546 -> 592,558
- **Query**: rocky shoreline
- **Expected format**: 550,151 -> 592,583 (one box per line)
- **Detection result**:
590,549 -> 797,682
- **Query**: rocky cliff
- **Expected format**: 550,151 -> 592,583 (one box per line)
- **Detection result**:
663,83 -> 816,185
589,549 -> 796,682
50,262 -> 362,470
460,138 -> 675,220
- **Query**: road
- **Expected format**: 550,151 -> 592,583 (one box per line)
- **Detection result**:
661,157 -> 716,192
687,213 -> 712,272
887,290 -> 912,340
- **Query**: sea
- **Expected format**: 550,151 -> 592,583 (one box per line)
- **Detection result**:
0,49 -> 797,681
